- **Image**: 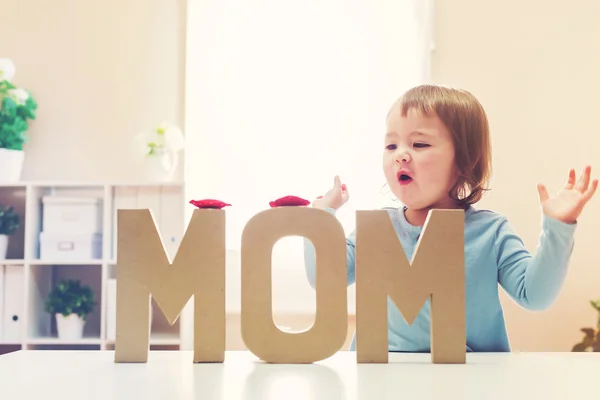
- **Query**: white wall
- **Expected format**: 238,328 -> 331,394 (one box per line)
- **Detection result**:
183,0 -> 432,317
5,0 -> 600,351
0,0 -> 186,182
432,0 -> 600,351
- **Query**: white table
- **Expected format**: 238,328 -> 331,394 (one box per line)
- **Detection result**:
0,350 -> 598,399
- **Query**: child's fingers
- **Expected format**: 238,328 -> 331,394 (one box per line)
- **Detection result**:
575,165 -> 591,192
583,178 -> 598,203
537,183 -> 549,203
564,168 -> 576,190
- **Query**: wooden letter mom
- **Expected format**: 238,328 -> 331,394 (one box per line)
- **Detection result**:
114,207 -> 465,364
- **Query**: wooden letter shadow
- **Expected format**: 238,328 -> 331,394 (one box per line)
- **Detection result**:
241,207 -> 348,363
114,209 -> 225,363
356,209 -> 465,364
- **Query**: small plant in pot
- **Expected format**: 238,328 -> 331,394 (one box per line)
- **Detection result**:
0,204 -> 20,259
0,58 -> 38,183
44,279 -> 96,340
572,300 -> 600,352
133,121 -> 185,182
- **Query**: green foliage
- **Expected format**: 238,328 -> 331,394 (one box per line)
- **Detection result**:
0,79 -> 38,151
147,141 -> 158,155
591,300 -> 600,315
138,122 -> 184,156
572,300 -> 600,352
44,279 -> 97,320
0,204 -> 20,235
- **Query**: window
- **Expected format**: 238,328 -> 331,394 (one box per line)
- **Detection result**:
184,0 -> 434,315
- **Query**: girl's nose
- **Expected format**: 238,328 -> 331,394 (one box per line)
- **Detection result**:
395,150 -> 410,164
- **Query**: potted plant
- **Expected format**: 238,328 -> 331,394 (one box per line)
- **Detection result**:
44,279 -> 97,340
134,121 -> 185,182
0,58 -> 38,183
0,204 -> 20,259
571,300 -> 600,352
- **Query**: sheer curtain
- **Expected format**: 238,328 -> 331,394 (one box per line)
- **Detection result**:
184,0 -> 434,315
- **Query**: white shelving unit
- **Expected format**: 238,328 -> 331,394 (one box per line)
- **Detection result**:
0,181 -> 185,355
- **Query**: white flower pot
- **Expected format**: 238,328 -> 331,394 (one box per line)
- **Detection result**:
144,151 -> 179,182
0,148 -> 24,183
0,234 -> 8,259
56,313 -> 86,340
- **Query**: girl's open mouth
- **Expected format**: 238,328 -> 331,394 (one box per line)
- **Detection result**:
398,173 -> 413,185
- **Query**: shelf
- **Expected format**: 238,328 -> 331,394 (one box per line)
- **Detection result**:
0,182 -> 187,352
0,344 -> 22,356
27,343 -> 102,351
0,183 -> 26,188
0,259 -> 26,265
26,337 -> 102,345
28,260 -> 104,266
0,340 -> 22,345
28,265 -> 103,341
0,260 -> 104,266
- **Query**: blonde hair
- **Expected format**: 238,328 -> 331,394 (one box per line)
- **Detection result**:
391,84 -> 492,207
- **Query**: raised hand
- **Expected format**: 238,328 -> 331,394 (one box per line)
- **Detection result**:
537,165 -> 598,224
311,175 -> 349,210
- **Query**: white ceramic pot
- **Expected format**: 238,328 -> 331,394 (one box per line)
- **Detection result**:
144,150 -> 179,182
0,234 -> 8,259
56,313 -> 86,340
0,148 -> 24,183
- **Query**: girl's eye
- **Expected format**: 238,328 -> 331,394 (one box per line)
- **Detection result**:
386,144 -> 397,150
414,143 -> 430,148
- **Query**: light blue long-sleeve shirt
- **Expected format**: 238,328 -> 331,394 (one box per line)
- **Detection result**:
303,205 -> 576,352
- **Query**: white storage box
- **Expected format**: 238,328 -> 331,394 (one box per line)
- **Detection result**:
42,196 -> 103,234
39,232 -> 102,261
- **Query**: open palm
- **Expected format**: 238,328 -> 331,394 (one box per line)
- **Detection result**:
538,165 -> 598,224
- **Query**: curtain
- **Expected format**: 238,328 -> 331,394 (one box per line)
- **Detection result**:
184,0 -> 434,314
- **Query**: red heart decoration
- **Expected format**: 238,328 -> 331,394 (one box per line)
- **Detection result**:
189,199 -> 232,209
269,195 -> 310,208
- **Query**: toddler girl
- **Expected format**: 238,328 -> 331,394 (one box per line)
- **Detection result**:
304,84 -> 598,352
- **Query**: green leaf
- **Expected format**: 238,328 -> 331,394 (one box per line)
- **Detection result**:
0,87 -> 37,150
581,328 -> 596,338
0,80 -> 16,92
0,205 -> 20,235
44,279 -> 96,319
572,342 -> 589,352
1,96 -> 17,117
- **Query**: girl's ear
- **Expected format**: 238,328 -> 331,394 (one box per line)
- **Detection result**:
449,167 -> 464,195
454,162 -> 463,179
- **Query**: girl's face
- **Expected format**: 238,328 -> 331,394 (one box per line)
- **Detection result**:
383,107 -> 459,211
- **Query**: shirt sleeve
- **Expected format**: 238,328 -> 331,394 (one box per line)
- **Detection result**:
495,214 -> 577,311
303,208 -> 356,289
